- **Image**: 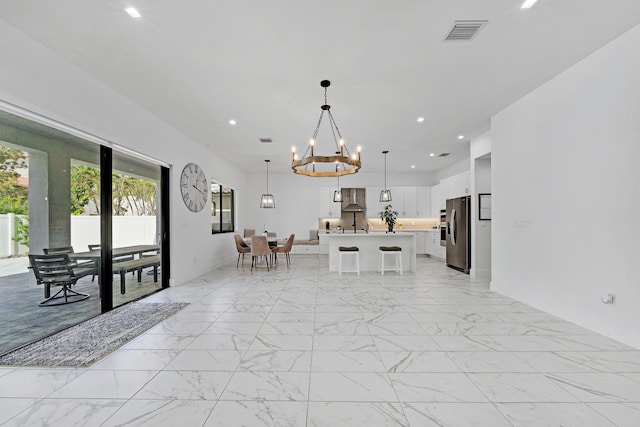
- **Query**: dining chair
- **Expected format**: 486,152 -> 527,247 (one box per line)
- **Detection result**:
271,233 -> 295,267
29,253 -> 91,306
234,234 -> 251,267
250,235 -> 271,271
244,228 -> 255,238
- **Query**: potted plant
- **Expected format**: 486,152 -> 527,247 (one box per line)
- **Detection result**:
378,205 -> 399,233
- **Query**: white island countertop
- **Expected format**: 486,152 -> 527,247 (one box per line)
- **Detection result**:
320,232 -> 416,273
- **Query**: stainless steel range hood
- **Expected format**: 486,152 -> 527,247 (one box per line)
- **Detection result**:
342,188 -> 364,212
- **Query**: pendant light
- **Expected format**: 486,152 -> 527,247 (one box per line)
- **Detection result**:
260,159 -> 275,208
333,161 -> 343,202
379,150 -> 392,202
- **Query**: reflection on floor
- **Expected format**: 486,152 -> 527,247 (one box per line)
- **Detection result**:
0,257 -> 162,354
1,255 -> 639,426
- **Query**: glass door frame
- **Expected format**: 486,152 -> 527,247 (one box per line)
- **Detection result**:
99,146 -> 170,313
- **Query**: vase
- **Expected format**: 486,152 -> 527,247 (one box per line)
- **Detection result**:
387,225 -> 394,233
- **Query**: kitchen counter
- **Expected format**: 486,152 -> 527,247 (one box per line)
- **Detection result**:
321,233 -> 416,272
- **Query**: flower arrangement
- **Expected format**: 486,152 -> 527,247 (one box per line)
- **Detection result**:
378,204 -> 399,232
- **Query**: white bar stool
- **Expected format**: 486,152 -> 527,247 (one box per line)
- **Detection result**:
379,246 -> 402,275
338,246 -> 360,275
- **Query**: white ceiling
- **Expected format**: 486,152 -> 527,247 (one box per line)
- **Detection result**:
1,0 -> 639,174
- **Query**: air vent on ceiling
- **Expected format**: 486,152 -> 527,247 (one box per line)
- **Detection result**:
444,20 -> 488,41
438,153 -> 451,157
259,138 -> 272,143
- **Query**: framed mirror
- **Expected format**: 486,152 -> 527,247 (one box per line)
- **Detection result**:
479,193 -> 491,220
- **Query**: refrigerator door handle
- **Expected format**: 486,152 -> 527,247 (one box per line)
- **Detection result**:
451,208 -> 457,246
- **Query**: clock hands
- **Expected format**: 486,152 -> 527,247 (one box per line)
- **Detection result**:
192,184 -> 206,195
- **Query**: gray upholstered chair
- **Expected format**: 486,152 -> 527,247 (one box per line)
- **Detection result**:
271,234 -> 295,267
250,235 -> 271,271
234,234 -> 251,267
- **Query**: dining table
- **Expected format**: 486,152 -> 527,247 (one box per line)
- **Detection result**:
70,244 -> 160,284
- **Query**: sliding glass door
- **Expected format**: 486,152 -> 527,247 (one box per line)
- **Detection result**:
0,109 -> 169,355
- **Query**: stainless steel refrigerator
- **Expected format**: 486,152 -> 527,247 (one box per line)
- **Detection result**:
446,196 -> 471,273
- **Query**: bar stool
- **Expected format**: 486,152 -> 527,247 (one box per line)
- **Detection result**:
379,246 -> 402,275
338,246 -> 360,275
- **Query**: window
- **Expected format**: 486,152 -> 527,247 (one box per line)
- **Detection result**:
211,182 -> 234,233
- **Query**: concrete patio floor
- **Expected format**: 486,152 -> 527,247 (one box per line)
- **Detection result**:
0,256 -> 163,355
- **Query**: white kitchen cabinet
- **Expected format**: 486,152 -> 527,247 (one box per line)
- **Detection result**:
366,186 -> 383,217
403,187 -> 417,217
415,231 -> 426,254
425,230 -> 437,255
430,184 -> 442,216
372,186 -> 432,218
318,187 -> 340,218
388,186 -> 405,215
441,171 -> 470,202
425,230 -> 445,260
318,234 -> 329,254
415,187 -> 431,217
388,186 -> 420,217
292,244 -> 319,254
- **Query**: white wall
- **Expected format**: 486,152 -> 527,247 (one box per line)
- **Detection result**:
470,132 -> 492,280
70,216 -> 157,253
492,25 -> 640,348
242,171 -> 436,239
0,20 -> 246,282
437,158 -> 470,182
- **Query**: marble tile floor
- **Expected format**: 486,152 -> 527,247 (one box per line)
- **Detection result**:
0,255 -> 639,426
0,256 -> 163,354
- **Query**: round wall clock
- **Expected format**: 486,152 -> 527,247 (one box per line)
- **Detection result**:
179,163 -> 208,212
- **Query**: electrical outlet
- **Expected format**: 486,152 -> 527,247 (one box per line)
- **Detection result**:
601,293 -> 615,304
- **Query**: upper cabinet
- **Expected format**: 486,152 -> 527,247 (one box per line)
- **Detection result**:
366,186 -> 383,217
318,187 -> 340,218
430,184 -> 442,216
387,186 -> 431,217
441,171 -> 470,200
415,187 -> 431,217
389,186 -> 407,216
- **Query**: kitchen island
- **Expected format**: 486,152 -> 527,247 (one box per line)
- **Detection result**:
321,232 -> 416,273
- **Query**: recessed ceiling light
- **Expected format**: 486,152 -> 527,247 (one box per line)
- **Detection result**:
457,135 -> 464,140
521,0 -> 539,9
416,117 -> 425,123
228,119 -> 236,126
429,153 -> 435,157
125,7 -> 141,18
411,165 -> 415,169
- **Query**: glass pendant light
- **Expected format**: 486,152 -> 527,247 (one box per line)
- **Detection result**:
260,159 -> 275,208
333,161 -> 343,202
379,150 -> 392,202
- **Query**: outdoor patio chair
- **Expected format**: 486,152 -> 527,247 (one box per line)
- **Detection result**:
43,246 -> 96,283
29,253 -> 90,306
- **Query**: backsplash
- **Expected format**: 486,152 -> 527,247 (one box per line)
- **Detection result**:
319,217 -> 440,232
367,217 -> 440,231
